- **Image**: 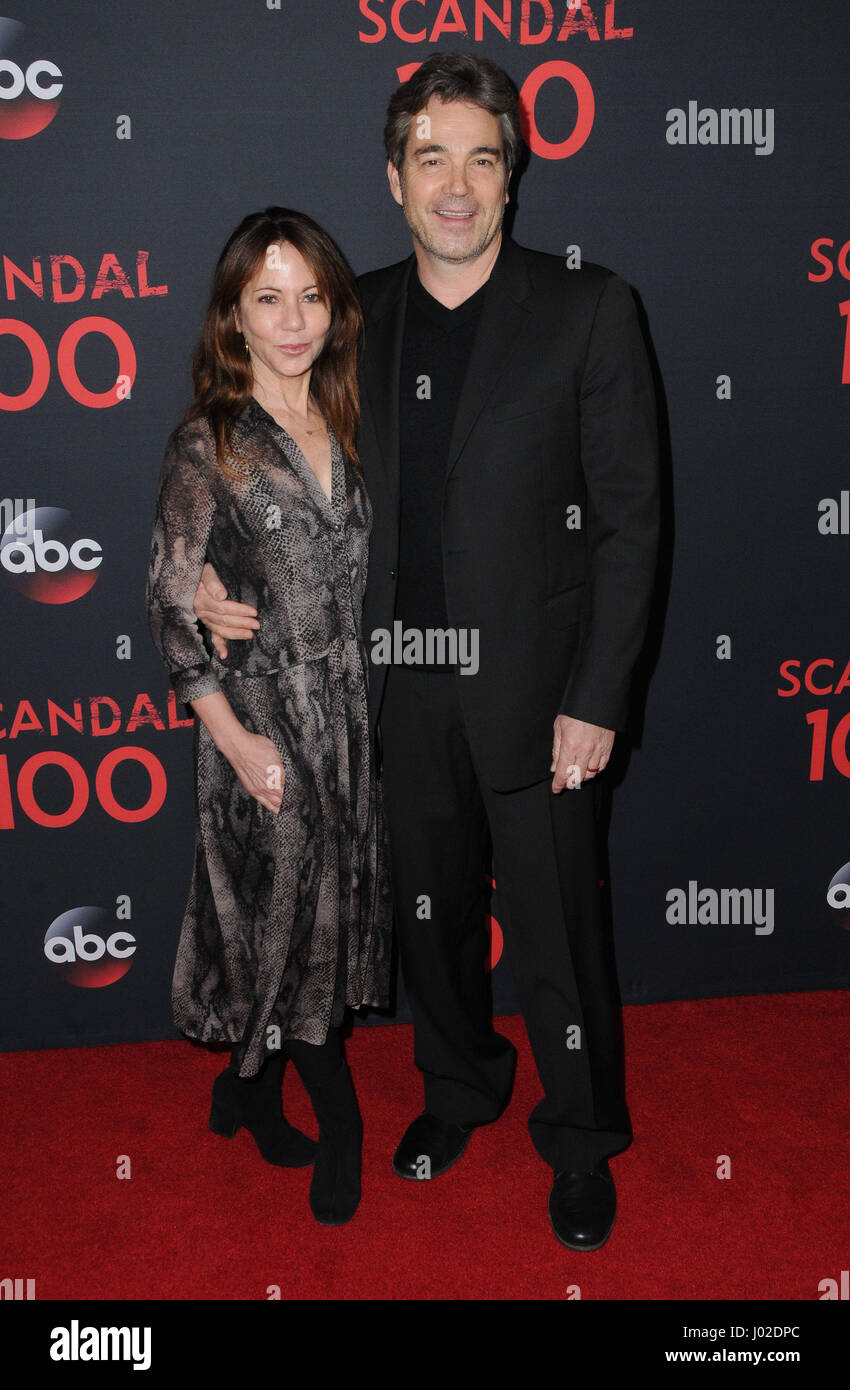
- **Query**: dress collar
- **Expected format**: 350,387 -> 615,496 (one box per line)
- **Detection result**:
238,395 -> 345,522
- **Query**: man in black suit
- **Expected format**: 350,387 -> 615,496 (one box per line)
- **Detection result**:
195,51 -> 659,1250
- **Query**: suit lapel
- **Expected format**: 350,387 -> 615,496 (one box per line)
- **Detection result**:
360,255 -> 414,512
360,235 -> 532,491
444,235 -> 531,483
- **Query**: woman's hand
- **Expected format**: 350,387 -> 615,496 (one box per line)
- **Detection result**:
221,727 -> 286,814
190,692 -> 285,814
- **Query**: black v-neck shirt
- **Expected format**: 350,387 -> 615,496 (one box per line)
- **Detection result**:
394,269 -> 489,660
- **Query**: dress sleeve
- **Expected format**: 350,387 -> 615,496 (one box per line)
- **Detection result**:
146,432 -> 222,706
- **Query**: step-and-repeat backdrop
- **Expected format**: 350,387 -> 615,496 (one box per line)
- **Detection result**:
1,1 -> 848,1055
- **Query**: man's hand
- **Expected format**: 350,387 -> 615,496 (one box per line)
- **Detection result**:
193,561 -> 260,660
551,715 -> 615,793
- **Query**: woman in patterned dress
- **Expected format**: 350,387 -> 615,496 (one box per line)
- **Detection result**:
146,208 -> 392,1226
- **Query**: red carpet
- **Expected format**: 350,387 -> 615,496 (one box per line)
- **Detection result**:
1,992 -> 847,1300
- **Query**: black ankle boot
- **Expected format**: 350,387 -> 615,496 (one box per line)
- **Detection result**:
209,1046 -> 318,1168
304,1059 -> 363,1226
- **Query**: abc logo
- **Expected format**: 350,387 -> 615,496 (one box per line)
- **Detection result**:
826,862 -> 850,929
0,18 -> 62,140
44,907 -> 135,987
1,506 -> 102,603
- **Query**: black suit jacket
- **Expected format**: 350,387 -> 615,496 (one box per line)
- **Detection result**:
356,233 -> 660,792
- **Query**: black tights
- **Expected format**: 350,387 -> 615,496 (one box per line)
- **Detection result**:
229,1026 -> 343,1083
283,1026 -> 343,1088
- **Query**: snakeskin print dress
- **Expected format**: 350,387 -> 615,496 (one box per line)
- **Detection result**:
146,397 -> 393,1077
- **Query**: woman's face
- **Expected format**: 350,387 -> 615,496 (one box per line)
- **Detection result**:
234,241 -> 332,390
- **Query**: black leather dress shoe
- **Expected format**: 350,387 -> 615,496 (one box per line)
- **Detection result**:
392,1111 -> 474,1180
548,1160 -> 616,1250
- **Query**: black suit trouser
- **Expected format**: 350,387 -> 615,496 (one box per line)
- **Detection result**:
377,663 -> 632,1172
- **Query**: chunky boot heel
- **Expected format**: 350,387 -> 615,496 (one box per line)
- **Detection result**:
208,1097 -> 240,1137
209,1047 -> 318,1167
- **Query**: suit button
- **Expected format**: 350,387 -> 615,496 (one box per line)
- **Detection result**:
390,568 -> 396,579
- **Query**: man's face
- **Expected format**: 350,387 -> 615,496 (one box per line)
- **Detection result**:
387,97 -> 509,264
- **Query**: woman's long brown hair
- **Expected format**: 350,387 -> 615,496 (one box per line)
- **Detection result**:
185,207 -> 363,474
